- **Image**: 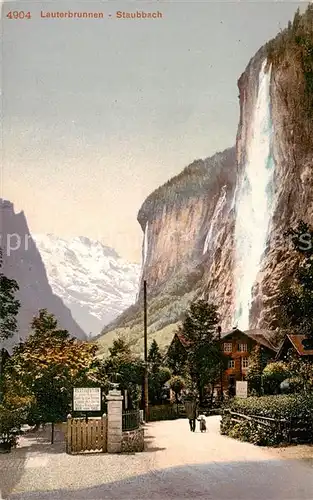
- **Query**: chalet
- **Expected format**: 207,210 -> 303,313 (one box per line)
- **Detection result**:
218,328 -> 277,395
166,327 -> 277,396
276,334 -> 313,361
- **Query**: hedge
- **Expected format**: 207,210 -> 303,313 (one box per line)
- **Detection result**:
148,404 -> 185,421
227,394 -> 313,419
220,394 -> 313,446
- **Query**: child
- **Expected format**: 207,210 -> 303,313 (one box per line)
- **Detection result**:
197,413 -> 207,432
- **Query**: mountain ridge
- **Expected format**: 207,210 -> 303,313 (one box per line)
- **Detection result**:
0,199 -> 87,348
33,233 -> 141,336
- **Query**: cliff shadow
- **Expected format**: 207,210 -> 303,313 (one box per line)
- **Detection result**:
142,423 -> 166,452
18,424 -> 66,454
0,446 -> 27,500
0,424 -> 66,499
7,458 -> 313,499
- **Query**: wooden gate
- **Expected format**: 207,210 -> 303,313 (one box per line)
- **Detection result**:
66,415 -> 107,454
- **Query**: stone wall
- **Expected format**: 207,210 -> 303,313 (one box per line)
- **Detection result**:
121,427 -> 144,453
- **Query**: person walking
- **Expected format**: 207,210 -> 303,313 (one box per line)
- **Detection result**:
197,413 -> 207,432
184,397 -> 197,432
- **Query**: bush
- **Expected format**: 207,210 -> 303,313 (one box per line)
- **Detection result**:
287,377 -> 303,393
262,362 -> 290,395
220,413 -> 232,435
169,375 -> 186,403
228,394 -> 313,419
220,394 -> 313,446
0,405 -> 26,447
226,419 -> 280,446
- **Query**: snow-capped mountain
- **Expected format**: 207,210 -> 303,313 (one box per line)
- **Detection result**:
33,234 -> 141,337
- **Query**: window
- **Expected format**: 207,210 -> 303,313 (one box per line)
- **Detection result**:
241,357 -> 249,369
228,359 -> 235,369
238,343 -> 247,352
224,343 -> 232,352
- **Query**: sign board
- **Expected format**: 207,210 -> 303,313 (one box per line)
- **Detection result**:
236,381 -> 248,398
73,387 -> 101,412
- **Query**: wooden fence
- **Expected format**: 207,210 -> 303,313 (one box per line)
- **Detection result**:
225,410 -> 312,444
66,415 -> 107,454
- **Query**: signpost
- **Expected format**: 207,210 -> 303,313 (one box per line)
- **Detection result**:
236,381 -> 248,398
73,388 -> 101,417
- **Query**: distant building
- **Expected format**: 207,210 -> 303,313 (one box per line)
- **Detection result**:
165,330 -> 190,371
166,327 -> 277,396
218,328 -> 277,395
276,334 -> 313,361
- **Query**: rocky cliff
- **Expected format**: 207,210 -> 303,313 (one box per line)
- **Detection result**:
98,147 -> 237,353
98,6 -> 313,354
0,200 -> 87,348
244,7 -> 313,328
137,147 -> 237,297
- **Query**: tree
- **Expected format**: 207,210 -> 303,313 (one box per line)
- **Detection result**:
286,351 -> 313,394
180,300 -> 222,405
262,362 -> 290,395
165,327 -> 188,376
247,345 -> 267,396
102,336 -> 144,409
148,340 -> 172,405
6,309 -> 99,439
182,300 -> 220,343
108,336 -> 131,358
0,248 -> 20,342
292,7 -> 301,33
0,250 -> 20,404
148,366 -> 171,405
148,339 -> 162,371
276,221 -> 313,343
169,375 -> 186,410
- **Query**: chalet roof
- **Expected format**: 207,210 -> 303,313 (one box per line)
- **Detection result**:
172,328 -> 277,352
221,328 -> 278,352
175,331 -> 192,348
279,334 -> 313,357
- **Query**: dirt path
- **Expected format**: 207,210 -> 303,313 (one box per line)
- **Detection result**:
1,417 -> 313,499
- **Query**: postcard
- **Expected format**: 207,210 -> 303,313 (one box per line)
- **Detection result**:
1,1 -> 313,497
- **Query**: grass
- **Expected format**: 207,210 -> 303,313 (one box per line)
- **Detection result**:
97,283 -> 199,358
96,322 -> 179,358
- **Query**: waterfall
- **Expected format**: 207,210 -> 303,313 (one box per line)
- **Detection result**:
203,185 -> 227,255
233,59 -> 275,330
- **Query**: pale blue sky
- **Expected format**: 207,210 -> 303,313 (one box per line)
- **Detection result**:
2,0 -> 308,261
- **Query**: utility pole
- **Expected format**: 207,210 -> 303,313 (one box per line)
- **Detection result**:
143,280 -> 149,421
217,326 -> 224,402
